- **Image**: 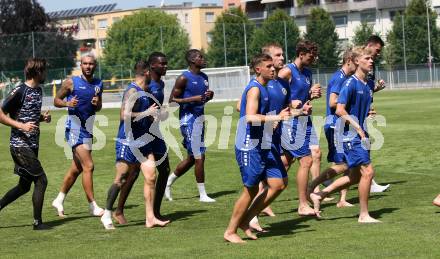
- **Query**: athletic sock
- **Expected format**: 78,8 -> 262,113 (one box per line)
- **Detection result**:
54,192 -> 66,203
197,183 -> 208,197
166,173 -> 178,187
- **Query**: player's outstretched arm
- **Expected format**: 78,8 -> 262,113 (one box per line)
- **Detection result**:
54,78 -> 76,108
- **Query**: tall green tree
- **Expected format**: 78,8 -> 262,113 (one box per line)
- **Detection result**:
207,8 -> 255,67
386,0 -> 440,66
352,22 -> 375,46
103,9 -> 190,72
249,9 -> 300,61
0,0 -> 76,75
304,7 -> 339,68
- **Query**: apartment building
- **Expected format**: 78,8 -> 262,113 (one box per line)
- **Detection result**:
244,0 -> 440,43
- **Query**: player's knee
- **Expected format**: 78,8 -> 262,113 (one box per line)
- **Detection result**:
300,156 -> 313,168
39,174 -> 48,189
82,163 -> 94,173
143,173 -> 156,185
312,148 -> 322,161
362,167 -> 375,179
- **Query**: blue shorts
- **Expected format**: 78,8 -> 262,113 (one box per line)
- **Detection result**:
325,126 -> 346,164
115,141 -> 152,164
65,128 -> 93,149
180,120 -> 206,157
266,146 -> 288,179
343,139 -> 371,169
281,118 -> 318,158
235,148 -> 268,187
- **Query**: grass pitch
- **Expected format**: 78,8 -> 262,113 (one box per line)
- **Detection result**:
0,89 -> 440,258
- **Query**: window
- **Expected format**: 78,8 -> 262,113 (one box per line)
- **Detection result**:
333,15 -> 347,27
228,3 -> 235,7
206,32 -> 213,44
98,19 -> 108,29
99,39 -> 106,48
361,11 -> 376,24
205,12 -> 215,23
434,6 -> 440,16
185,13 -> 189,23
389,10 -> 403,21
112,17 -> 121,24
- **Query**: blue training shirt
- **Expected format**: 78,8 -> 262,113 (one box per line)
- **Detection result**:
66,76 -> 103,130
287,63 -> 312,107
236,79 -> 270,151
337,75 -> 373,140
179,70 -> 209,123
116,82 -> 151,146
325,69 -> 348,127
267,78 -> 290,147
148,78 -> 165,105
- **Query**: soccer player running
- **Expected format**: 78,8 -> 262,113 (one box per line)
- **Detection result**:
112,52 -> 171,224
364,35 -> 389,193
0,58 -> 51,230
52,54 -> 104,217
100,60 -> 169,229
224,54 -> 291,243
165,49 -> 215,202
310,46 -> 381,223
278,40 -> 321,216
307,48 -> 358,208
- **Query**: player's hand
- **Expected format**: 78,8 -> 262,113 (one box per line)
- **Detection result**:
302,101 -> 313,115
375,79 -> 386,92
191,95 -> 205,103
278,107 -> 291,121
310,84 -> 322,99
20,122 -> 38,132
42,110 -> 51,123
205,90 -> 214,101
68,95 -> 78,107
291,100 -> 302,109
356,127 -> 366,140
91,96 -> 99,106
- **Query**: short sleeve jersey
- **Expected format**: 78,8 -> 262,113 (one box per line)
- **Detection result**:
178,70 -> 209,122
1,83 -> 42,148
148,79 -> 165,106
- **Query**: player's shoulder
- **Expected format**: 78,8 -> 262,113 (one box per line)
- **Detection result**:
199,71 -> 208,79
303,67 -> 312,76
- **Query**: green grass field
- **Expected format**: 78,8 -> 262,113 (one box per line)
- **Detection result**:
0,89 -> 440,258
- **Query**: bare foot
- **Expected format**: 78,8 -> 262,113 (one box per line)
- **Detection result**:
239,224 -> 257,240
249,217 -> 266,233
224,232 -> 246,244
298,205 -> 317,217
309,193 -> 324,218
156,214 -> 171,222
433,195 -> 440,207
337,201 -> 354,208
261,207 -> 276,217
145,218 -> 170,228
358,215 -> 381,223
113,212 -> 127,225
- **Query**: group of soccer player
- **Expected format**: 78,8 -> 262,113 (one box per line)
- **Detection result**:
0,35 -> 408,236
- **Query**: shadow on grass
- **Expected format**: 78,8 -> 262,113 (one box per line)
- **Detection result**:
379,180 -> 407,185
323,207 -> 400,221
208,190 -> 237,199
261,217 -> 315,238
46,215 -> 91,227
117,209 -> 208,228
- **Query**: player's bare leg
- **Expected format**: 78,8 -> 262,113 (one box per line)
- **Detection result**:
154,155 -> 170,220
297,156 -> 315,216
310,147 -> 321,193
258,182 -> 275,217
337,188 -> 354,208
113,167 -> 140,224
224,186 -> 259,243
241,177 -> 287,233
74,144 -> 103,216
357,164 -> 381,223
52,153 -> 82,217
142,155 -> 170,228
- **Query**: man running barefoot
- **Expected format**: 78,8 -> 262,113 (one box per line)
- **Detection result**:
0,58 -> 51,230
166,49 -> 215,202
52,54 -> 104,217
278,40 -> 321,216
307,48 -> 359,208
310,46 -> 381,223
224,54 -> 291,243
101,60 -> 169,229
112,52 -> 171,224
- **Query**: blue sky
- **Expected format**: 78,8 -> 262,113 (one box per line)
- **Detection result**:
38,0 -> 222,12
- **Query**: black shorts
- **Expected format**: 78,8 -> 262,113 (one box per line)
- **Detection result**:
10,147 -> 45,180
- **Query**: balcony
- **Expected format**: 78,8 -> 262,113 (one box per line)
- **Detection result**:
377,0 -> 407,9
292,0 -> 376,17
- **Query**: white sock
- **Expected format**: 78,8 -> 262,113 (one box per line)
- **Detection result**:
55,192 -> 66,202
89,200 -> 98,208
371,179 -> 378,186
197,183 -> 208,197
103,209 -> 112,218
167,173 -> 178,187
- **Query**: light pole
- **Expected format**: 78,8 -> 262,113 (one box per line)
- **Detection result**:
426,1 -> 433,86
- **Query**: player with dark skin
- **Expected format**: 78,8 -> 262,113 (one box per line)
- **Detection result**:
165,50 -> 215,202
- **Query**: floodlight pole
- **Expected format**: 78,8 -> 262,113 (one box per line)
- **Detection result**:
401,15 -> 408,85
